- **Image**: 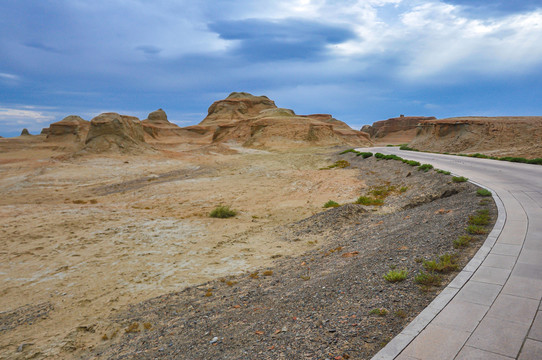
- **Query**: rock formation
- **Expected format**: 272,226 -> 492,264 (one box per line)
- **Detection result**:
362,115 -> 436,143
83,112 -> 152,154
197,92 -> 371,148
141,109 -> 185,140
20,128 -> 30,136
409,117 -> 542,158
40,128 -> 50,135
46,115 -> 90,143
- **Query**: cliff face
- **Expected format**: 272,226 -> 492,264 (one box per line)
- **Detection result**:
409,117 -> 542,158
363,116 -> 436,143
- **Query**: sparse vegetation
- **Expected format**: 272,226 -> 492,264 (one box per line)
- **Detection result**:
436,169 -> 451,175
418,164 -> 434,172
323,159 -> 350,169
468,210 -> 490,226
453,235 -> 474,248
323,200 -> 340,208
423,253 -> 459,273
369,185 -> 397,198
415,271 -> 442,286
399,186 -> 408,193
466,224 -> 488,235
210,205 -> 237,218
339,148 -> 359,155
356,196 -> 384,206
399,145 -> 419,151
476,188 -> 492,197
358,152 -> 373,158
402,159 -> 421,166
369,308 -> 389,316
383,269 -> 408,282
452,176 -> 468,183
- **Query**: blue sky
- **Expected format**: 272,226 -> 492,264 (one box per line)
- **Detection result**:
1,0 -> 542,137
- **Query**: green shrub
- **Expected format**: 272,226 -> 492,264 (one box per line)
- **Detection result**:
209,206 -> 237,218
322,160 -> 351,169
323,200 -> 340,208
423,253 -> 459,273
452,176 -> 468,183
436,169 -> 451,175
357,152 -> 373,158
375,153 -> 402,161
453,235 -> 474,249
418,164 -> 434,172
369,185 -> 396,198
399,145 -> 419,151
476,188 -> 492,197
339,148 -> 360,155
402,159 -> 421,166
468,212 -> 490,226
384,269 -> 408,282
400,186 -> 408,193
415,271 -> 442,286
527,158 -> 542,165
355,196 -> 384,206
369,308 -> 389,316
466,225 -> 487,235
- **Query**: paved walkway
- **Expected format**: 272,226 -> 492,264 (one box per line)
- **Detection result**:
358,148 -> 542,360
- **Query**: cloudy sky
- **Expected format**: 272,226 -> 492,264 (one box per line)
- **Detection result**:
1,0 -> 542,137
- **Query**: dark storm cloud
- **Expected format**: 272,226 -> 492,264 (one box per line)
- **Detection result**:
208,18 -> 357,61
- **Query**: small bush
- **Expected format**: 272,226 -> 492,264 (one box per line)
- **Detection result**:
469,212 -> 490,226
452,176 -> 468,183
466,225 -> 487,235
339,148 -> 360,155
210,205 -> 237,218
356,196 -> 384,206
527,158 -> 542,165
384,269 -> 408,282
399,145 -> 419,151
327,160 -> 350,169
403,159 -> 421,166
423,253 -> 459,273
357,152 -> 373,158
437,169 -> 451,175
400,186 -> 408,193
415,271 -> 442,286
375,153 -> 403,161
477,188 -> 492,197
454,235 -> 474,249
418,164 -> 434,172
369,185 -> 396,198
369,308 -> 389,316
323,200 -> 340,208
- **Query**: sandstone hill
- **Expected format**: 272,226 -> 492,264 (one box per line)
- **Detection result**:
45,115 -> 90,143
20,128 -> 30,136
362,115 -> 435,144
82,112 -> 153,154
197,92 -> 372,148
409,116 -> 542,158
141,108 -> 185,140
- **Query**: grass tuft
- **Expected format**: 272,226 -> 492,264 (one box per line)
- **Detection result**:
476,188 -> 492,197
356,196 -> 384,206
415,271 -> 442,286
453,235 -> 474,248
466,224 -> 488,235
418,164 -> 434,172
210,205 -> 237,218
423,253 -> 459,273
323,200 -> 340,208
369,308 -> 389,316
452,176 -> 468,183
384,269 -> 408,282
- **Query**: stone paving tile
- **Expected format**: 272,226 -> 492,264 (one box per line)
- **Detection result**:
431,299 -> 488,332
512,262 -> 542,280
490,243 -> 522,256
454,281 -> 501,306
502,276 -> 542,300
518,339 -> 542,360
470,266 -> 511,286
528,311 -> 542,341
517,249 -> 542,266
400,324 -> 470,360
447,270 -> 473,289
371,333 -> 415,360
485,294 -> 539,325
455,346 -> 514,360
497,219 -> 527,245
466,316 -> 531,358
481,253 -> 516,269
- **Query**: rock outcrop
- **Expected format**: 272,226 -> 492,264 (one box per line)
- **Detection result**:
197,92 -> 371,148
141,109 -> 185,140
83,113 -> 152,154
409,117 -> 542,158
20,128 -> 30,136
46,115 -> 90,143
363,115 -> 436,143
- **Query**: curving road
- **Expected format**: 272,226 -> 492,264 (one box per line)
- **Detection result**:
357,147 -> 542,360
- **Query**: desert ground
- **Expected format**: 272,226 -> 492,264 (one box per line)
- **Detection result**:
0,135 -> 368,358
0,134 -> 496,359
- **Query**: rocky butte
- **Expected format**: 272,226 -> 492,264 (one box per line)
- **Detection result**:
409,116 -> 542,158
361,115 -> 436,144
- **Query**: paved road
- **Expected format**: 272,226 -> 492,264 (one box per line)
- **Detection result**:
357,147 -> 542,360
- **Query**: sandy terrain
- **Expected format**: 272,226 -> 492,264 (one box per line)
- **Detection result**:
0,136 -> 365,358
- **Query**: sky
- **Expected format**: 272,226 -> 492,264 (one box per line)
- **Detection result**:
1,0 -> 542,137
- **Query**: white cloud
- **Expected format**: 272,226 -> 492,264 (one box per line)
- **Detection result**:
0,72 -> 19,80
0,106 -> 58,134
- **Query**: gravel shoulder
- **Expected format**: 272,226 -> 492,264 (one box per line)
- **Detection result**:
82,151 -> 497,360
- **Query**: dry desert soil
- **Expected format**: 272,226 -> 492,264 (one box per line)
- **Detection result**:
0,137 -> 495,359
